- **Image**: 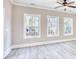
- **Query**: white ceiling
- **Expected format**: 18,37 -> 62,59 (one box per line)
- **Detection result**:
11,0 -> 76,14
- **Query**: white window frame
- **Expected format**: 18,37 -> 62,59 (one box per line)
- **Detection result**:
47,16 -> 59,37
64,17 -> 73,36
24,14 -> 41,39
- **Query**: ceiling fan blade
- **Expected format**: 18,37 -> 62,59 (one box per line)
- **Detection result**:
54,6 -> 63,9
64,0 -> 67,2
67,1 -> 75,4
68,5 -> 76,8
57,2 -> 62,5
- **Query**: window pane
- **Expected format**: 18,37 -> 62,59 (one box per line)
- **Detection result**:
64,17 -> 73,35
25,16 -> 32,26
33,16 -> 39,27
24,14 -> 40,38
47,16 -> 59,36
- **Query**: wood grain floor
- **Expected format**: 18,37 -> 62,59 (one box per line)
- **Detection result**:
5,41 -> 76,59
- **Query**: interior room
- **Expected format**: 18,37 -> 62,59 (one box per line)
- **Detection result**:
4,0 -> 76,59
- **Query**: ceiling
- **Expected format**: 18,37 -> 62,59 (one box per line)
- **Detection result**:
11,0 -> 76,14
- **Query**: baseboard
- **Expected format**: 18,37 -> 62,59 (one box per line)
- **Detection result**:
12,38 -> 76,49
3,47 -> 11,58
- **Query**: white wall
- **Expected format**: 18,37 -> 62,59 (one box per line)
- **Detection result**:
12,5 -> 76,45
3,0 -> 12,58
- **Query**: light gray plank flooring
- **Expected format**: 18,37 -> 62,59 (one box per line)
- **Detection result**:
5,41 -> 76,59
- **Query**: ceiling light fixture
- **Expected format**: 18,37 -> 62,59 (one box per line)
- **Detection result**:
64,6 -> 68,11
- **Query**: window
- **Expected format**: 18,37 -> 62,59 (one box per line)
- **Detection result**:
64,17 -> 73,35
47,16 -> 59,37
24,14 -> 40,39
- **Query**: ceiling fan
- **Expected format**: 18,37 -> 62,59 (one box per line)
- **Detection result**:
54,0 -> 76,11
